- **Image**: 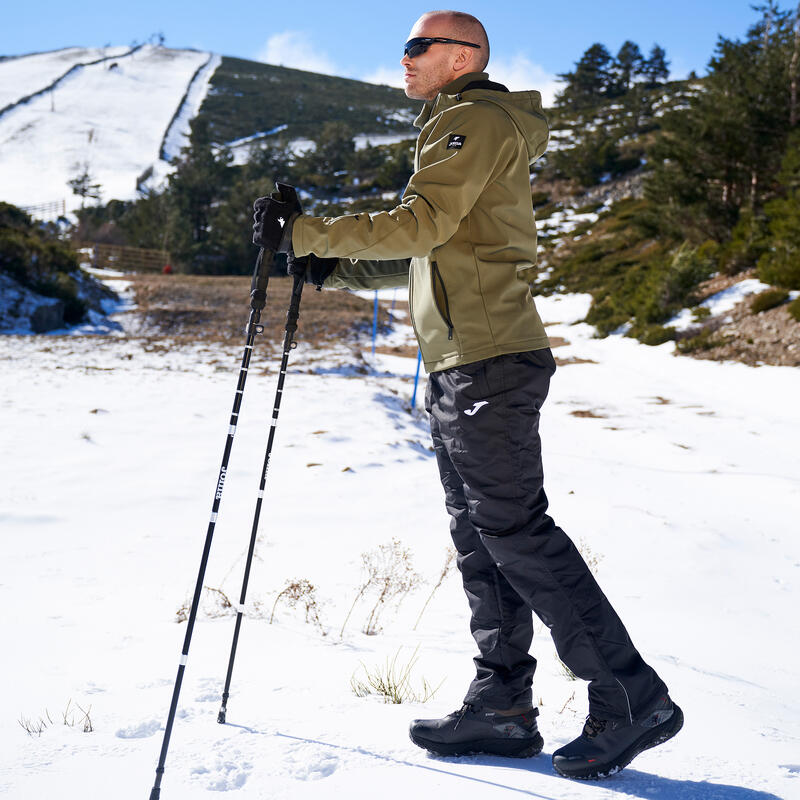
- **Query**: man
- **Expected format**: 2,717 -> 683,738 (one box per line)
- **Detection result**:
253,10 -> 682,781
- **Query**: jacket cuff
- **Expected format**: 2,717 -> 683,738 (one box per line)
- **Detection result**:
291,218 -> 310,257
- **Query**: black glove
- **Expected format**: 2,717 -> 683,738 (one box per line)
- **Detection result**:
252,183 -> 302,252
287,251 -> 339,290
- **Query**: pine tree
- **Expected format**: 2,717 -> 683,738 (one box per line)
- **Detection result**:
642,45 -> 670,86
67,162 -> 102,208
613,41 -> 644,94
557,43 -> 613,106
758,130 -> 800,287
646,3 -> 796,243
166,117 -> 234,271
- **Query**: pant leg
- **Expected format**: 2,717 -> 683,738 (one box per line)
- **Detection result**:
427,349 -> 668,724
426,379 -> 537,711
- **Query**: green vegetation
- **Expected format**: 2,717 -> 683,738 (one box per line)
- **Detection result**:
0,202 -> 86,322
676,328 -> 731,354
200,56 -> 417,144
787,297 -> 800,322
542,2 -> 800,344
73,115 -> 415,274
751,289 -> 789,313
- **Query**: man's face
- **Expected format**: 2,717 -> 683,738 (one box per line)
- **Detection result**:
401,17 -> 467,101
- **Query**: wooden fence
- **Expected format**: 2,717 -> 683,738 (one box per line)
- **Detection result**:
21,199 -> 66,221
76,242 -> 171,273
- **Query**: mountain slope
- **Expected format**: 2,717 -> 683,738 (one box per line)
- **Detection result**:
0,46 -> 418,215
0,45 -> 213,211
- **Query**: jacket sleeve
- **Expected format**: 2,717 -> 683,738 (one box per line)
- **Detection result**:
324,258 -> 411,291
292,104 -> 518,260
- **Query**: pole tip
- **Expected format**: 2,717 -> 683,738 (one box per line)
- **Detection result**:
149,788 -> 161,800
217,710 -> 226,724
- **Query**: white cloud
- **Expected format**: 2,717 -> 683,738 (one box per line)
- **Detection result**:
488,54 -> 563,108
361,65 -> 405,89
256,31 -> 338,76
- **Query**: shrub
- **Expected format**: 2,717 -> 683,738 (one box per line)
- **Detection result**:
758,249 -> 800,289
0,202 -> 86,321
340,538 -> 420,637
350,647 -> 442,704
676,328 -> 730,353
269,578 -> 323,632
634,324 -> 676,346
413,547 -> 456,631
786,297 -> 800,322
750,289 -> 789,313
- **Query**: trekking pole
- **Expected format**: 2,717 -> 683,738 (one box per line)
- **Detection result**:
147,241 -> 275,800
218,262 -> 307,724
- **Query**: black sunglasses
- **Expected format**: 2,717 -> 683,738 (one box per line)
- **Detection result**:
403,37 -> 481,59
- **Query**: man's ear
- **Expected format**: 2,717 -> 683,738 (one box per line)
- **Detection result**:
452,46 -> 473,74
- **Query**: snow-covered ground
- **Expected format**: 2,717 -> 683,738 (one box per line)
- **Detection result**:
667,279 -> 773,332
0,47 -> 130,111
0,46 -> 211,211
1,289 -> 798,799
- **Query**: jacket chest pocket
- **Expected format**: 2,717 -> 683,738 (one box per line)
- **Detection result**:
431,261 -> 454,341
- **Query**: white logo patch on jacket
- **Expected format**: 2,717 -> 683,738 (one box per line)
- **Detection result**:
447,134 -> 466,149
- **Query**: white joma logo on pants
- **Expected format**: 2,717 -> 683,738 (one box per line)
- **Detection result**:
465,401 -> 489,416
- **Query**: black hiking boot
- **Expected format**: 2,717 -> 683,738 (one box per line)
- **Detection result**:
409,703 -> 544,758
552,695 -> 683,779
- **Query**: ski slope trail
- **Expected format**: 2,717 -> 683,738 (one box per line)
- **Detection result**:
0,46 -> 132,115
0,292 -> 798,799
0,45 -> 212,210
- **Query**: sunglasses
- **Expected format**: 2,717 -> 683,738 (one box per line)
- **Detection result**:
403,37 -> 481,59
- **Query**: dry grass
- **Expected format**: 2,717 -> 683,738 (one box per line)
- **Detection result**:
123,274 -> 393,347
569,409 -> 607,418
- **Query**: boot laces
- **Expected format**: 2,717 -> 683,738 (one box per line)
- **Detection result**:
453,703 -> 474,731
583,714 -> 607,738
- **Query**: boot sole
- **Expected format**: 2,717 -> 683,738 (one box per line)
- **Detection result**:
553,703 -> 684,780
409,730 -> 544,758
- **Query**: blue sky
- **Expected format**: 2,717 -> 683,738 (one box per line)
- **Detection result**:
2,0 -> 769,102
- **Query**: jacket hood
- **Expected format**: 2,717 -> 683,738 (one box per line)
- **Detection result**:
414,72 -> 549,165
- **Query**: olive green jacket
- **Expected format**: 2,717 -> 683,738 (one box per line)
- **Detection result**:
292,71 -> 551,372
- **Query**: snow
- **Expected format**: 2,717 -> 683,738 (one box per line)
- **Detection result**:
0,47 -> 130,111
1,283 -> 799,799
353,133 -> 414,151
668,278 -> 772,332
0,46 -> 211,211
537,207 -> 600,237
162,54 -> 223,162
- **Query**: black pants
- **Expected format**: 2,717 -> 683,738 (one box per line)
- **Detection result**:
425,349 -> 668,724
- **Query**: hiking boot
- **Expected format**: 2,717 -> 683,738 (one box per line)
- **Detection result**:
552,695 -> 683,779
409,703 -> 544,757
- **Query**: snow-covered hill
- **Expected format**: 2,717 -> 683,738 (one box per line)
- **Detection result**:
0,45 -> 218,212
1,290 -> 798,799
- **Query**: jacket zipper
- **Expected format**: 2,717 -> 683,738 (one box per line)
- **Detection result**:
431,261 -> 455,340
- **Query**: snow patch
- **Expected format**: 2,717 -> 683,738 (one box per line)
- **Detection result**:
161,53 -> 222,162
668,278 -> 772,332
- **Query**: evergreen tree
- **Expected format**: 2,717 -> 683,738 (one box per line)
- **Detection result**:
67,162 -> 102,208
646,4 -> 796,243
642,45 -> 670,86
758,130 -> 800,287
297,121 -> 355,190
613,41 -> 644,94
557,43 -> 613,106
166,117 -> 234,271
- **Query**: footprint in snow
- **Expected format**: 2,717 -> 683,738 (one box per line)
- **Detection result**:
286,746 -> 339,781
115,719 -> 161,738
192,754 -> 251,791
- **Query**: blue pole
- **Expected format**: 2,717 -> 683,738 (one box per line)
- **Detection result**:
371,290 -> 378,356
411,349 -> 422,409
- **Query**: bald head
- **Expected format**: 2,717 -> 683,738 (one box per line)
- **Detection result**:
418,10 -> 490,70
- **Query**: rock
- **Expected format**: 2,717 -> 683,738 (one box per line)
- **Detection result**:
29,297 -> 64,332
